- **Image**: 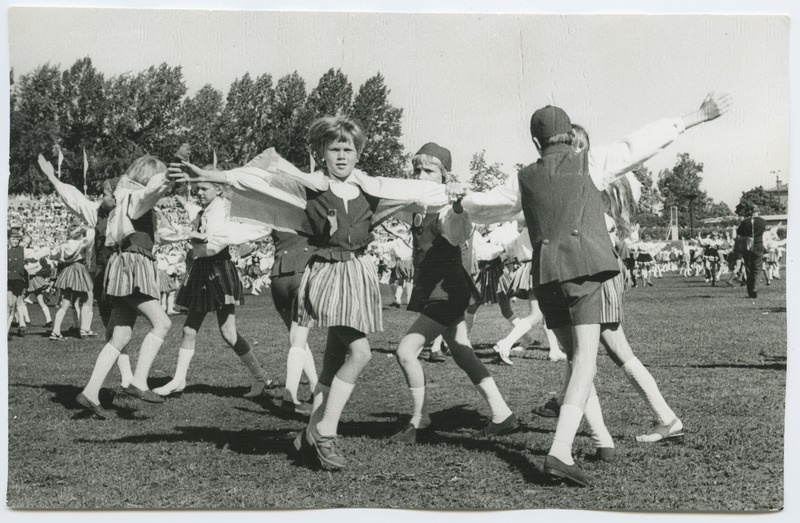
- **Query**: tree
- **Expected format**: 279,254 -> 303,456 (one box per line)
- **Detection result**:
178,84 -> 226,166
735,186 -> 786,217
306,68 -> 353,121
468,150 -> 508,192
351,72 -> 407,178
272,72 -> 312,170
9,63 -> 64,194
657,153 -> 709,228
704,200 -> 733,219
632,165 -> 662,216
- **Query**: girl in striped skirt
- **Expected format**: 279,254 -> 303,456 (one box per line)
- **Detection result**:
23,246 -> 53,328
74,155 -> 177,418
48,226 -> 94,340
168,116 -> 453,470
153,179 -> 272,398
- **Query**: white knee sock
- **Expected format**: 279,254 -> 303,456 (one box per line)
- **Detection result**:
53,307 -> 68,334
622,357 -> 676,426
117,354 -> 134,388
430,335 -> 443,353
309,382 -> 330,427
303,345 -> 318,393
131,332 -> 164,390
549,403 -> 583,465
409,386 -> 429,428
583,386 -> 614,449
39,300 -> 52,322
498,317 -> 534,350
475,377 -> 513,423
464,312 -> 475,335
83,343 -> 121,403
284,345 -> 307,402
315,376 -> 354,437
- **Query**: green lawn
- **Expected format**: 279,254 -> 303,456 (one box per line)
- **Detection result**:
5,273 -> 786,511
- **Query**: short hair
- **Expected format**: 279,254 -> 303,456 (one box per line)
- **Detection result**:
124,155 -> 167,186
411,153 -> 448,184
307,116 -> 366,161
572,124 -> 590,152
544,130 -> 575,147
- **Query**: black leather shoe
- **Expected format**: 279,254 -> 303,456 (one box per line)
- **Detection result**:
478,413 -> 520,437
593,447 -> 615,462
428,351 -> 446,363
389,423 -> 418,444
543,455 -> 590,487
532,397 -> 561,418
76,392 -> 108,419
123,385 -> 165,403
281,400 -> 311,415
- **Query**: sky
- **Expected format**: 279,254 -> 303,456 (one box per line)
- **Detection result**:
5,4 -> 791,209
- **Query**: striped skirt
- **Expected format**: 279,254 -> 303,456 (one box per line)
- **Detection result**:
54,263 -> 93,294
600,264 -> 627,325
104,251 -> 160,300
176,256 -> 244,312
295,255 -> 382,334
475,258 -> 508,305
506,261 -> 535,300
27,275 -> 50,294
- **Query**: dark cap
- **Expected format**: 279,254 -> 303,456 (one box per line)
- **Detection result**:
8,226 -> 22,239
530,105 -> 572,142
414,142 -> 452,172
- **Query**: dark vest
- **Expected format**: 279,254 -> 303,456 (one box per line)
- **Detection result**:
519,144 -> 619,286
119,209 -> 156,260
304,187 -> 378,261
271,230 -> 314,277
409,213 -> 473,305
7,246 -> 27,282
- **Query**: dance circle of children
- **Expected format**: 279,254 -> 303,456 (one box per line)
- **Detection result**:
14,90 -> 737,487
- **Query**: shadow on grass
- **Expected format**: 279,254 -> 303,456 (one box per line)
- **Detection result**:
12,383 -> 143,420
760,307 -> 786,313
656,362 -> 786,371
75,425 -> 299,457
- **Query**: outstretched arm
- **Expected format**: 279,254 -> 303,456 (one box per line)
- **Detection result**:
37,154 -> 100,227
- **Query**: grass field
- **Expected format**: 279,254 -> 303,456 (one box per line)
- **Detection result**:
5,273 -> 787,511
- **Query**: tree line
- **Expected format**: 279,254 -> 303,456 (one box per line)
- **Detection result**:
9,57 -> 408,194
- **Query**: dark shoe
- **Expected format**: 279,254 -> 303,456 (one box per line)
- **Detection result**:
123,385 -> 166,403
43,320 -> 53,328
79,330 -> 99,338
478,413 -> 520,437
49,332 -> 65,341
389,302 -> 401,309
593,447 -> 615,462
281,399 -> 311,415
307,427 -> 347,469
748,291 -> 758,299
17,327 -> 26,338
389,423 -> 427,444
543,455 -> 590,487
532,397 -> 561,418
76,392 -> 108,419
428,351 -> 446,363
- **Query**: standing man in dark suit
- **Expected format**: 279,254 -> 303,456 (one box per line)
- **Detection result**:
736,206 -> 767,298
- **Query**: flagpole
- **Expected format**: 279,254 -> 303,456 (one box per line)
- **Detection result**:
82,147 -> 88,195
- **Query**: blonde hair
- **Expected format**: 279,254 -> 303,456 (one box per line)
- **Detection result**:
125,155 -> 167,186
411,154 -> 448,183
602,177 -> 638,241
307,116 -> 366,164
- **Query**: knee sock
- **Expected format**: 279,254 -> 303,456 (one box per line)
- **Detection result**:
498,317 -> 533,350
583,386 -> 614,449
464,312 -> 475,336
315,376 -> 355,437
394,286 -> 403,304
154,348 -> 194,394
309,382 -> 330,427
545,327 -> 565,357
131,332 -> 164,390
622,357 -> 676,426
303,344 -> 318,393
409,386 -> 430,428
38,298 -> 52,322
80,300 -> 93,332
430,335 -> 443,353
20,303 -> 30,324
284,345 -> 307,402
548,403 -> 583,465
53,307 -> 68,334
117,354 -> 134,388
83,343 -> 122,404
475,377 -> 513,423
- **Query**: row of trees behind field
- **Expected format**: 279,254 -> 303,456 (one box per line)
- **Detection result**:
10,57 -> 785,226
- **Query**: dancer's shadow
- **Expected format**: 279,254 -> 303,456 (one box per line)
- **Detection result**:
12,383 -> 141,420
234,395 -> 310,423
75,425 -> 298,458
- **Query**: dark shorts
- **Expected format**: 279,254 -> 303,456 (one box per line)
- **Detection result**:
420,300 -> 466,327
532,275 -> 607,329
270,272 -> 304,314
8,280 -> 27,297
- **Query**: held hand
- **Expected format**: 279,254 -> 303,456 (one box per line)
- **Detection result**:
445,181 -> 467,202
168,161 -> 207,183
698,91 -> 733,122
37,154 -> 58,183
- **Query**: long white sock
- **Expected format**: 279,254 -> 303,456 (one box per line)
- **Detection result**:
309,383 -> 330,427
544,327 -> 563,354
499,317 -> 533,349
53,307 -> 67,335
475,377 -> 513,423
315,376 -> 355,437
117,354 -> 134,388
430,335 -> 443,353
622,357 -> 676,425
83,343 -> 122,404
39,298 -> 52,322
153,348 -> 194,395
583,386 -> 614,449
284,345 -> 307,402
549,404 -> 583,465
464,312 -> 475,336
393,285 -> 403,304
131,332 -> 164,390
409,386 -> 429,428
80,299 -> 93,332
